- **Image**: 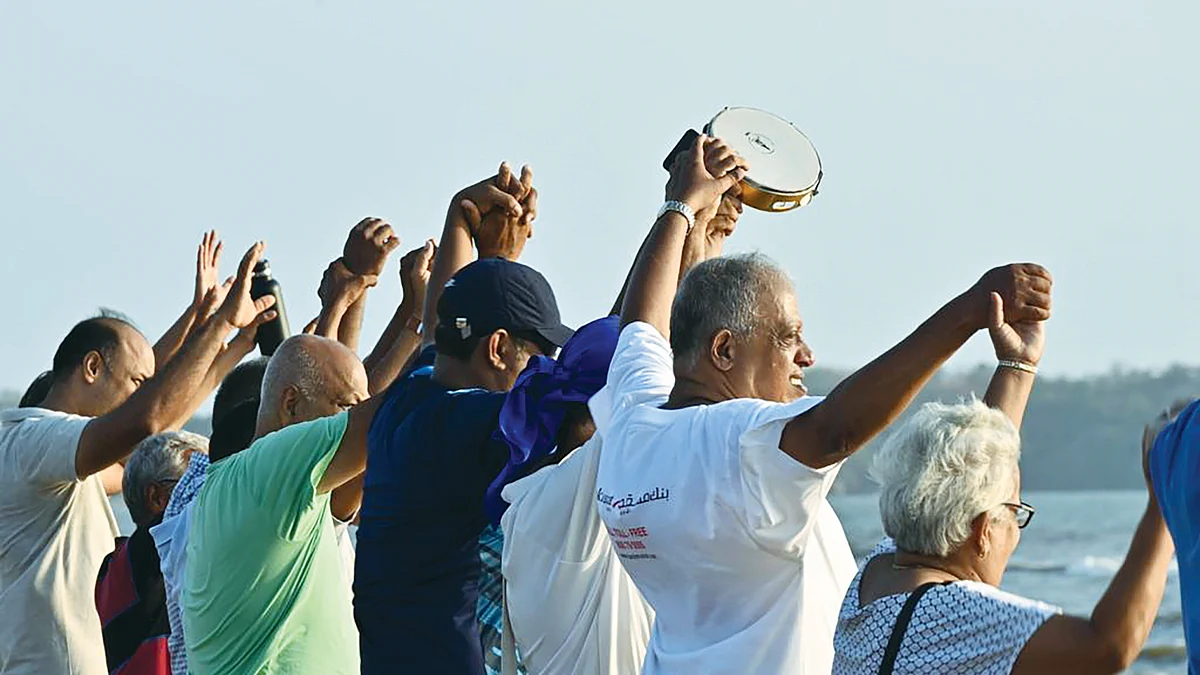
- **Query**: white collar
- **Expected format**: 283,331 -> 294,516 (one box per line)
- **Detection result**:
0,406 -> 77,424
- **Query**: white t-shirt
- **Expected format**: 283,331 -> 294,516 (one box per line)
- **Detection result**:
500,434 -> 655,675
0,407 -> 119,675
833,539 -> 1060,674
592,322 -> 857,675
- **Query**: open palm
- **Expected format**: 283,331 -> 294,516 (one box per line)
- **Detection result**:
193,230 -> 224,307
218,242 -> 277,329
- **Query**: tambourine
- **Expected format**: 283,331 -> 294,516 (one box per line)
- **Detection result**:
666,107 -> 823,213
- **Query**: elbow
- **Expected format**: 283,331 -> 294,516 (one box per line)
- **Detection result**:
1094,635 -> 1142,673
139,416 -> 171,440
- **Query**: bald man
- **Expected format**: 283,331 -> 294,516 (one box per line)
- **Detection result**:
1,241 -> 275,675
181,336 -> 369,675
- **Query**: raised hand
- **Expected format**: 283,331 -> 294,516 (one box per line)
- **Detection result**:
216,242 -> 278,330
318,259 -> 378,308
193,230 -> 225,309
962,264 -> 1052,333
400,239 -> 436,315
343,217 -> 401,276
1143,398 -> 1197,484
987,293 -> 1047,367
666,135 -> 748,223
460,163 -> 535,260
706,187 -> 744,256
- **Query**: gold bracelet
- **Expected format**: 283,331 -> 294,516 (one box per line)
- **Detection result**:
998,359 -> 1038,375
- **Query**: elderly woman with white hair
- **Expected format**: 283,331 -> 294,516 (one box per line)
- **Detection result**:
833,306 -> 1175,675
96,431 -> 207,675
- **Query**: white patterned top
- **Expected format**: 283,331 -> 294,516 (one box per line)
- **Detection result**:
833,539 -> 1060,675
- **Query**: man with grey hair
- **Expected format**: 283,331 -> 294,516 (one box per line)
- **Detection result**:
96,431 -> 208,674
593,133 -> 1053,674
182,334 -> 370,674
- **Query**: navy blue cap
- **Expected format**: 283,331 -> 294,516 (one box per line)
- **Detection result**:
437,258 -> 574,349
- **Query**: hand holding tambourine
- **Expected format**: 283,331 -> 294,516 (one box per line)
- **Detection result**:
665,107 -> 823,213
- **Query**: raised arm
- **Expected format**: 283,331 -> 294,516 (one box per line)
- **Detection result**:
363,240 -> 435,394
1011,404 -> 1181,674
316,395 -> 383,495
422,163 -> 532,346
313,260 -> 377,341
620,135 -> 747,333
338,217 -> 400,352
981,293 -> 1046,429
77,243 -> 278,478
610,152 -> 744,317
780,264 -> 1053,469
152,230 -> 226,368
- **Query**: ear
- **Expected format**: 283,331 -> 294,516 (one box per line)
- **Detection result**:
281,385 -> 301,422
485,329 -> 510,370
971,511 -> 993,559
147,483 -> 172,516
81,351 -> 104,385
710,329 -> 736,373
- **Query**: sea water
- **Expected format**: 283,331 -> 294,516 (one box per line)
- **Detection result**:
115,490 -> 1187,673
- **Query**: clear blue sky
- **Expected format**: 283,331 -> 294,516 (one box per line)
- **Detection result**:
2,1 -> 1197,393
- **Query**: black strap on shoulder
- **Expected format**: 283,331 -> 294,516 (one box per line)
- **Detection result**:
878,581 -> 948,675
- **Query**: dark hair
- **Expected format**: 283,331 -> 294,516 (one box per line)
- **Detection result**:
51,312 -> 139,383
213,357 -> 269,423
19,371 -> 54,408
433,325 -> 553,361
209,400 -> 259,462
209,357 -> 269,463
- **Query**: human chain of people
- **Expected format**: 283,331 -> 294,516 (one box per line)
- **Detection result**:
1,110 -> 1196,675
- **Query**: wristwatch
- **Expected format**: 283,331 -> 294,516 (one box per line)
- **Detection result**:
658,200 -> 696,233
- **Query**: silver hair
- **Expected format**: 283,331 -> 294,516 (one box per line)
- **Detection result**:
669,253 -> 792,367
123,431 -> 207,525
258,336 -> 326,426
871,399 -> 1022,557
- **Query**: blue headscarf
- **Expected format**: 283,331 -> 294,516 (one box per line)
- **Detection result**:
484,315 -> 620,524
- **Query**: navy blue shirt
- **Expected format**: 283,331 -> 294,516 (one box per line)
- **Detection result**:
354,348 -> 510,675
1149,400 -> 1200,675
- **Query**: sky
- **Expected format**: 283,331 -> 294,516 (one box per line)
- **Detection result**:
2,1 -> 1198,394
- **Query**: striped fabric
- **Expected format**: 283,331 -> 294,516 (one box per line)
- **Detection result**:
478,524 -> 524,675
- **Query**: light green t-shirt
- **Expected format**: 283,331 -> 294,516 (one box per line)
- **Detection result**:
181,412 -> 358,674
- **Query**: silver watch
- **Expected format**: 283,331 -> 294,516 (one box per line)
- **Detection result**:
658,200 -> 696,233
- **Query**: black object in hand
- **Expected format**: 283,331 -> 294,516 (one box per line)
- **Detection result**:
663,129 -> 700,172
249,260 -> 291,356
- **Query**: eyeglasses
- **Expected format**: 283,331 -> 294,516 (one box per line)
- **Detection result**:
1002,501 -> 1036,529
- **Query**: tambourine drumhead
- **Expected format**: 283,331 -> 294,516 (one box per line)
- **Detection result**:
705,107 -> 822,212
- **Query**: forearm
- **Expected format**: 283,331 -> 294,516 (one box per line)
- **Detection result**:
364,300 -> 411,373
783,296 -> 977,467
366,306 -> 422,395
172,338 -> 255,429
610,222 -> 709,318
152,304 -> 198,369
619,212 -> 692,334
315,295 -> 356,341
983,366 -> 1036,430
1088,500 -> 1173,669
423,204 -> 474,345
337,296 -> 368,352
81,316 -> 231,476
138,318 -> 231,431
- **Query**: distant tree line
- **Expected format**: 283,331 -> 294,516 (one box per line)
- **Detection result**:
6,364 -> 1199,493
803,364 -> 1200,493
